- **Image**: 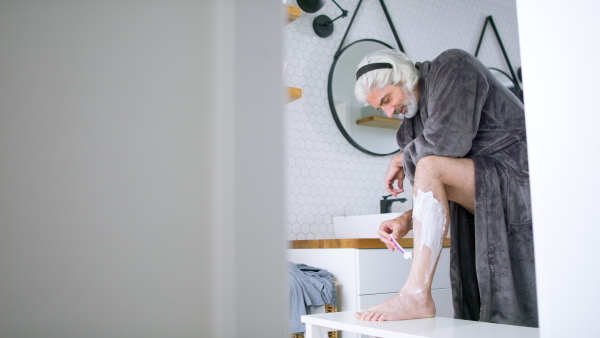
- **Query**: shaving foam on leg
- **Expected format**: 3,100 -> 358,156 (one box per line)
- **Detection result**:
413,189 -> 446,273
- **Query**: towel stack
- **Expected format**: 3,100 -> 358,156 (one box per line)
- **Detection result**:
287,262 -> 338,334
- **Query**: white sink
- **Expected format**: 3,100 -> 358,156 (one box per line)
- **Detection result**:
333,212 -> 413,239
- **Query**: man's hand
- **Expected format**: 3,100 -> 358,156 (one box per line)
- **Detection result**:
385,152 -> 405,197
379,210 -> 413,251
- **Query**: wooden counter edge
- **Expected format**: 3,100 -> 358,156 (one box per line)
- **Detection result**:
289,238 -> 451,249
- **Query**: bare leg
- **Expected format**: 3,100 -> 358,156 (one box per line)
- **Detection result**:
356,156 -> 475,321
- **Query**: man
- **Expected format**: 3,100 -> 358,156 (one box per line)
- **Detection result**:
353,49 -> 538,327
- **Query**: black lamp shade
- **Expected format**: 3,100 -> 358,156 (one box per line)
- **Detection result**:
297,0 -> 326,13
313,14 -> 334,38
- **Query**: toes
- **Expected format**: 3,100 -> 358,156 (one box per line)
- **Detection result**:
356,311 -> 369,321
358,310 -> 391,322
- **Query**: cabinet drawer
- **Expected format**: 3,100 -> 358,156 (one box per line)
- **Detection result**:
356,248 -> 450,295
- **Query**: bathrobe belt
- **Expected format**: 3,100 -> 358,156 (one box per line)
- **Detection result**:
471,129 -> 527,157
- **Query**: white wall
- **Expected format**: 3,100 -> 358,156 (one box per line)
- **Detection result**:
284,0 -> 521,240
517,0 -> 600,336
0,1 -> 285,337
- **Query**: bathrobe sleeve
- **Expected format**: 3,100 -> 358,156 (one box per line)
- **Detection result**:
401,51 -> 490,182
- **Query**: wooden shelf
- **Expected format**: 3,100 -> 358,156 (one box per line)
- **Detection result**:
284,6 -> 302,103
286,5 -> 301,23
287,86 -> 302,103
356,115 -> 402,129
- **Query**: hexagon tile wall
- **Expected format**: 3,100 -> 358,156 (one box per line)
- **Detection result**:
284,0 -> 521,240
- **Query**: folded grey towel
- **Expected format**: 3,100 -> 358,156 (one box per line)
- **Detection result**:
287,261 -> 338,334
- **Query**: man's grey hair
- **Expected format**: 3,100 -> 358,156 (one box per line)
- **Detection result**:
354,49 -> 420,104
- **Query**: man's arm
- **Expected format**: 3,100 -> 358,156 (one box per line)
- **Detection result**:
385,152 -> 406,197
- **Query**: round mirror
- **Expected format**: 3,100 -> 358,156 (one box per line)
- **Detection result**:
328,39 -> 401,156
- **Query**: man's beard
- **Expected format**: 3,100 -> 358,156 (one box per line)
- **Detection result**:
401,86 -> 419,118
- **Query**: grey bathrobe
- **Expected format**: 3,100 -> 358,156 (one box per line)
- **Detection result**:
397,49 -> 538,327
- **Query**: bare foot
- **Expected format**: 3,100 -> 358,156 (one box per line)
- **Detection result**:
354,290 -> 435,321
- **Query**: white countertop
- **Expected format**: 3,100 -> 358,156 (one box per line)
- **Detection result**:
301,311 -> 539,338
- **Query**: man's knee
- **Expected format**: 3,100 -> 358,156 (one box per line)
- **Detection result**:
414,155 -> 474,185
414,155 -> 475,209
414,155 -> 445,181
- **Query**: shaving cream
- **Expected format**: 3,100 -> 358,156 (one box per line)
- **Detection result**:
413,189 -> 446,272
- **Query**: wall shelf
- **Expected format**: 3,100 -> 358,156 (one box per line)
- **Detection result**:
287,5 -> 301,23
356,115 -> 402,129
287,86 -> 302,103
285,6 -> 302,103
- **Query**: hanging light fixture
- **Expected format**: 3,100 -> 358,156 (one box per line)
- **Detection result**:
297,0 -> 348,38
296,0 -> 326,13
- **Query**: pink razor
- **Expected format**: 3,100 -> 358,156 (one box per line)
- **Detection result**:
389,234 -> 413,260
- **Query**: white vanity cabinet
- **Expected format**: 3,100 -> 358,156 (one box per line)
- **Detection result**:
287,241 -> 453,338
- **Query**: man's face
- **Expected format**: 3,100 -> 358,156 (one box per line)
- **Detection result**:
366,84 -> 418,119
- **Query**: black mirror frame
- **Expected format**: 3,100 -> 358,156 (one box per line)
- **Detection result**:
327,38 -> 400,157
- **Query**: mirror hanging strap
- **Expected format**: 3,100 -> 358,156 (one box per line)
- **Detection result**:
474,15 -> 522,95
334,0 -> 406,60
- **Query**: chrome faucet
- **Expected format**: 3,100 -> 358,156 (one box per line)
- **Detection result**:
380,194 -> 408,214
